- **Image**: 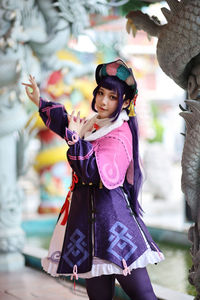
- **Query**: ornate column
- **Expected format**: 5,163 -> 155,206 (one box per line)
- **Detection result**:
0,0 -> 33,271
0,88 -> 27,271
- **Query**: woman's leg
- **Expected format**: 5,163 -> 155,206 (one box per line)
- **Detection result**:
115,267 -> 157,300
85,275 -> 115,300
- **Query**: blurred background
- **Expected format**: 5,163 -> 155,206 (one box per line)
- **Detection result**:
20,1 -> 186,220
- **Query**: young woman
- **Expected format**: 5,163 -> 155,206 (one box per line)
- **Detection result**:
23,59 -> 164,300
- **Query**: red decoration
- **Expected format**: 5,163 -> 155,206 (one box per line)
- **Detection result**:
93,123 -> 100,131
47,71 -> 62,85
60,173 -> 78,225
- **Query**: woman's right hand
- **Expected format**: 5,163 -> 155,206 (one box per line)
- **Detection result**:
68,111 -> 85,135
22,75 -> 40,107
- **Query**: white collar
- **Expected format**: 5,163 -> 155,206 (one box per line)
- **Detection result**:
82,110 -> 129,142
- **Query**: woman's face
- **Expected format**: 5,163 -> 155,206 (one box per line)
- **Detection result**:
95,87 -> 119,119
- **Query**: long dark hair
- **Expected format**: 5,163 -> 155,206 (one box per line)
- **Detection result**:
92,76 -> 143,216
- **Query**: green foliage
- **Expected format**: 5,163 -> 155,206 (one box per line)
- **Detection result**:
119,1 -> 150,16
148,102 -> 164,143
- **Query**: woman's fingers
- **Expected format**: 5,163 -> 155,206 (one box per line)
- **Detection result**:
22,75 -> 40,107
68,110 -> 86,134
29,74 -> 34,81
25,86 -> 33,100
76,111 -> 80,122
22,75 -> 36,90
21,83 -> 32,88
28,75 -> 33,84
71,110 -> 75,119
29,75 -> 37,87
68,110 -> 74,122
22,82 -> 33,97
81,117 -> 86,124
69,111 -> 85,125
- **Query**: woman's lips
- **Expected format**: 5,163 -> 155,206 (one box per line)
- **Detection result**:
99,107 -> 106,111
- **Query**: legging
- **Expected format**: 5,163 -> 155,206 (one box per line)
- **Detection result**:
85,267 -> 157,300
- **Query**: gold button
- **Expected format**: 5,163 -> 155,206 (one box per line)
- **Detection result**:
99,180 -> 103,189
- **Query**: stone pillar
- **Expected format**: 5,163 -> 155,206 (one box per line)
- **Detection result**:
0,100 -> 27,271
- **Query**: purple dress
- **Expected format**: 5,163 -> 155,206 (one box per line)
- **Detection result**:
39,98 -> 164,278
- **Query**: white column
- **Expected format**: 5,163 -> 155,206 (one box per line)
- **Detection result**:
0,103 -> 27,271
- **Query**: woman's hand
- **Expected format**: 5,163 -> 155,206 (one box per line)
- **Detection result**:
22,75 -> 40,107
68,111 -> 85,135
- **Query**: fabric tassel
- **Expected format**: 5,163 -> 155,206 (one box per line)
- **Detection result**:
122,258 -> 131,276
60,173 -> 78,226
71,265 -> 78,289
128,90 -> 138,117
60,191 -> 71,225
128,100 -> 136,117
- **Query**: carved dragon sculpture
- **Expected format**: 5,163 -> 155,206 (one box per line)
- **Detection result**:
180,100 -> 200,298
126,0 -> 200,298
126,0 -> 200,99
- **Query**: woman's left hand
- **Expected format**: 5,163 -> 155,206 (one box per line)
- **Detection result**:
68,111 -> 85,135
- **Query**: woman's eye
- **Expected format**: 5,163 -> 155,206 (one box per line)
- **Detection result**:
110,95 -> 117,100
98,91 -> 103,95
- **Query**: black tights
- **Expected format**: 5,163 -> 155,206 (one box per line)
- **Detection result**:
85,267 -> 157,300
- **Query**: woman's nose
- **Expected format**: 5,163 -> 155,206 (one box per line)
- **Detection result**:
102,96 -> 108,105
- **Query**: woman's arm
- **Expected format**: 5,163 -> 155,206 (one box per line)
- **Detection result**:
22,76 -> 86,139
39,98 -> 69,138
66,131 -> 100,184
64,114 -> 99,183
22,75 -> 71,138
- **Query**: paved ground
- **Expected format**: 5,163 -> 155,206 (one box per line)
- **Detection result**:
0,267 -> 89,300
0,264 -> 194,300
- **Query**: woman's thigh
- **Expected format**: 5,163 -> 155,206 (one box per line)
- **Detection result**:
85,275 -> 115,300
115,267 -> 157,300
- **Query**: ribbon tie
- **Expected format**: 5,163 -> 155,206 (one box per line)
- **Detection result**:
60,173 -> 78,225
122,259 -> 131,276
71,265 -> 78,289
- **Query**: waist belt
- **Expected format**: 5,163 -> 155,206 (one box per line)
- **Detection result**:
76,179 -> 103,189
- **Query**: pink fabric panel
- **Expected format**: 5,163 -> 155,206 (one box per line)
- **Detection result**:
93,122 -> 132,189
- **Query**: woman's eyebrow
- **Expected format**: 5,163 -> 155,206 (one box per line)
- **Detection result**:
109,91 -> 117,95
99,87 -> 117,95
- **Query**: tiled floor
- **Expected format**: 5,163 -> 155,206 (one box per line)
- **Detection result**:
0,265 -> 194,300
0,267 -> 89,300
